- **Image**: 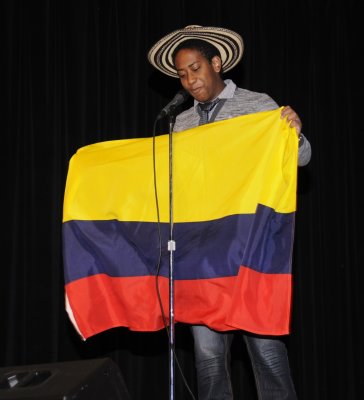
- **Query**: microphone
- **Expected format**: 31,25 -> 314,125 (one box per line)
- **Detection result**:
157,89 -> 190,119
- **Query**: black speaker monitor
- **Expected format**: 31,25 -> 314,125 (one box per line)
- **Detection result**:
0,357 -> 131,399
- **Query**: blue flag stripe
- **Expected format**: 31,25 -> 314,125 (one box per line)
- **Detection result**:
63,204 -> 294,284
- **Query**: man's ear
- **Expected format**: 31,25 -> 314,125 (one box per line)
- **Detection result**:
211,56 -> 222,73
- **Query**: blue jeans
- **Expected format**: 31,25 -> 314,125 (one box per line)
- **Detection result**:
191,325 -> 297,400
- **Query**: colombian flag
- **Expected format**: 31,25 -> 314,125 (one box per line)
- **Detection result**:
63,108 -> 298,340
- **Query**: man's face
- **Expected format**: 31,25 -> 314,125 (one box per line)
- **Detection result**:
174,48 -> 225,103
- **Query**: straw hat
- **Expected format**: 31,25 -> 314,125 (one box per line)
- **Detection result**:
147,25 -> 244,78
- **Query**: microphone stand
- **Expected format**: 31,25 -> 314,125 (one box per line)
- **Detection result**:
167,111 -> 176,400
157,91 -> 189,399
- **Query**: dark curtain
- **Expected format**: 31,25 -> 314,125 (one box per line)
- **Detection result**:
2,0 -> 362,399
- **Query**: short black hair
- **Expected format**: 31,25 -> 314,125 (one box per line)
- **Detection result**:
172,39 -> 222,70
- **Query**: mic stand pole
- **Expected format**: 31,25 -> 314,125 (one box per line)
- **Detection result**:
167,112 -> 176,400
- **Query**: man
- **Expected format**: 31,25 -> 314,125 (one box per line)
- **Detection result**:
148,25 -> 311,399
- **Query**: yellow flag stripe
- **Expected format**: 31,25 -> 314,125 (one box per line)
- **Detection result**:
63,108 -> 297,223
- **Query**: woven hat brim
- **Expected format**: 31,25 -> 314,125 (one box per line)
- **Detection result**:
148,26 -> 244,78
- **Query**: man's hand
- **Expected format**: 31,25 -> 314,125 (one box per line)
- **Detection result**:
281,106 -> 302,136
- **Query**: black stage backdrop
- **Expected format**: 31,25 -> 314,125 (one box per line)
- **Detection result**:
1,1 -> 362,399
